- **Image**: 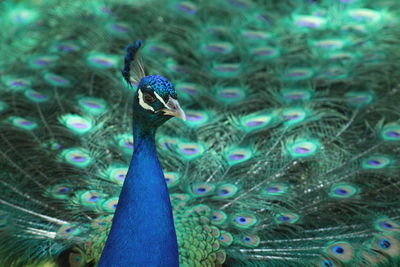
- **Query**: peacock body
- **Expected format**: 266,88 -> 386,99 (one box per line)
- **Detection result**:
1,0 -> 400,266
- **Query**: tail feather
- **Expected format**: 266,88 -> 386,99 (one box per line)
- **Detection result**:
1,0 -> 400,266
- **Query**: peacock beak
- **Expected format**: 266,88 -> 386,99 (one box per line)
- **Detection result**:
159,97 -> 186,121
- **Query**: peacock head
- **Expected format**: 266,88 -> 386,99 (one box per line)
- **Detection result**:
133,74 -> 185,128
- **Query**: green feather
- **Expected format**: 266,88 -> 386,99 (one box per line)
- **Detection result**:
0,0 -> 400,266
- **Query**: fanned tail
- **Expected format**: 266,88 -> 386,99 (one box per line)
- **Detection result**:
0,0 -> 400,266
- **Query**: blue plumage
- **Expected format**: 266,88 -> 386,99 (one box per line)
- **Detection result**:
122,40 -> 142,86
100,42 -> 183,266
138,75 -> 177,100
99,127 -> 179,266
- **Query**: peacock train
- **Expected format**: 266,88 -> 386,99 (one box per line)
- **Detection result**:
0,0 -> 400,266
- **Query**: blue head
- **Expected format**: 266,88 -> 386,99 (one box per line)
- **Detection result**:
133,75 -> 185,129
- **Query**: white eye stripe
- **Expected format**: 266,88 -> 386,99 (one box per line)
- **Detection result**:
138,89 -> 155,112
154,91 -> 168,108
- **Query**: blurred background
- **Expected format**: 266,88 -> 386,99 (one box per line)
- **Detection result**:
1,0 -> 400,266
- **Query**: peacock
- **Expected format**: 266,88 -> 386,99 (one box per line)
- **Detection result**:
100,40 -> 184,266
1,0 -> 400,266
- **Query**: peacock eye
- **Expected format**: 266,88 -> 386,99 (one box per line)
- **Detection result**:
144,93 -> 156,104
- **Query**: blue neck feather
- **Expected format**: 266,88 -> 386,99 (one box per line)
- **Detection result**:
99,124 -> 179,266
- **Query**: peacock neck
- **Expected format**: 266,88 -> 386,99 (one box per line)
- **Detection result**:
99,123 -> 179,266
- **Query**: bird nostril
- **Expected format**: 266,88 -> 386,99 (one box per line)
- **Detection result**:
167,102 -> 177,110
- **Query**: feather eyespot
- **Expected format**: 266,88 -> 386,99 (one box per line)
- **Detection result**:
87,53 -> 118,69
44,73 -> 70,87
75,190 -> 106,208
92,215 -> 113,230
214,184 -> 238,199
381,221 -> 393,229
4,77 -> 31,90
263,183 -> 289,196
240,234 -> 260,247
287,139 -> 320,158
281,108 -> 307,125
8,116 -> 37,130
219,231 -> 233,246
49,184 -> 73,199
60,114 -> 93,135
329,183 -> 359,199
25,89 -> 49,103
325,242 -> 354,262
189,183 -> 215,197
69,252 -> 83,267
345,91 -> 373,106
375,217 -> 400,232
61,148 -> 92,168
332,245 -> 344,254
320,259 -> 335,267
250,46 -> 280,60
57,224 -> 81,237
381,124 -> 400,141
275,212 -> 300,224
78,97 -> 107,115
164,172 -> 180,188
378,238 -> 391,249
225,148 -> 253,165
210,210 -> 227,225
362,155 -> 391,169
232,213 -> 257,228
370,234 -> 399,257
101,197 -> 119,212
105,167 -> 128,185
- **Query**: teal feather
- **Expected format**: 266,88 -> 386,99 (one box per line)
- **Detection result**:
0,0 -> 400,266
